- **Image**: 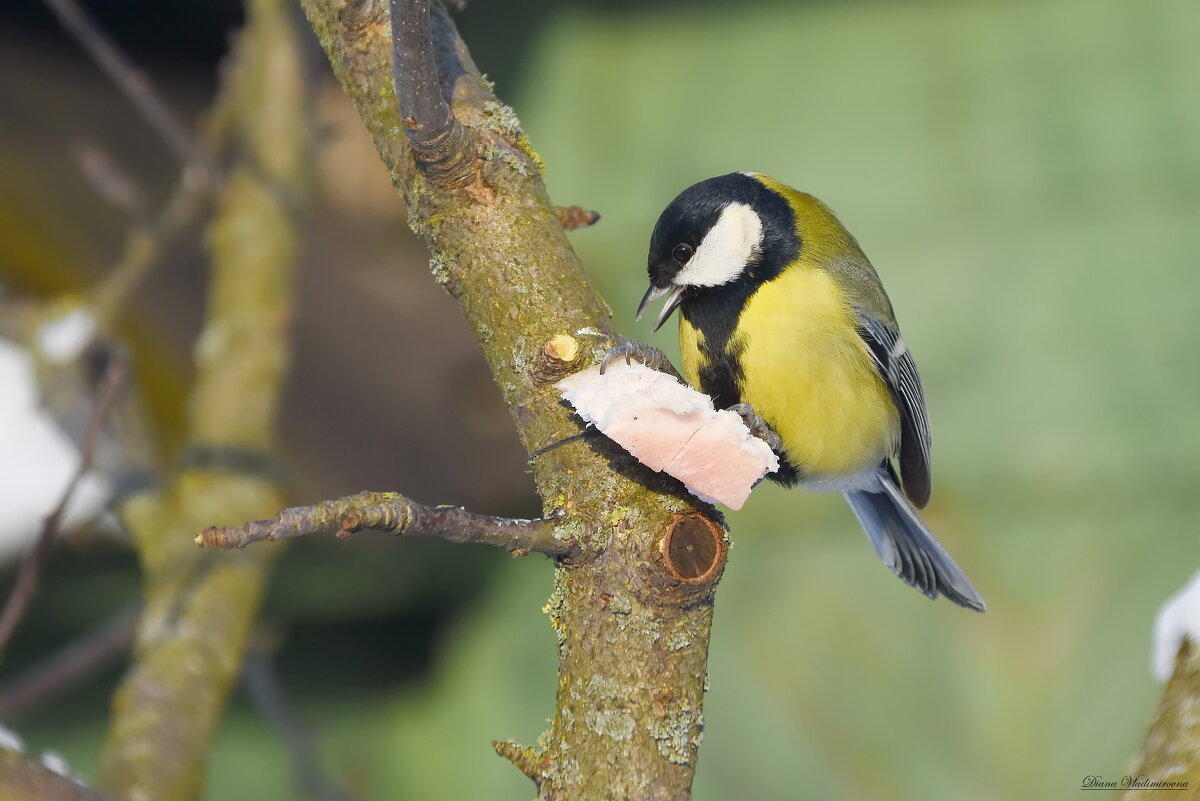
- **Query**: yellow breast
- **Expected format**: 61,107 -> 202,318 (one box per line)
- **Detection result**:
679,315 -> 705,394
715,267 -> 898,480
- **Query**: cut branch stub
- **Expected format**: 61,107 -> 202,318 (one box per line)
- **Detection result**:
299,0 -> 715,795
652,513 -> 727,603
662,514 -> 723,581
531,333 -> 582,384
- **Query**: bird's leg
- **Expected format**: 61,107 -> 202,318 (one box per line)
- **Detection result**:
728,402 -> 783,452
599,339 -> 682,379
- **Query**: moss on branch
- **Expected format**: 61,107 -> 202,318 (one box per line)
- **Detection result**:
196,489 -> 576,556
99,1 -> 308,798
297,1 -> 727,798
1118,639 -> 1200,800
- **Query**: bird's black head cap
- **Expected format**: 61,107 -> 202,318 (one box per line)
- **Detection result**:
647,172 -> 799,290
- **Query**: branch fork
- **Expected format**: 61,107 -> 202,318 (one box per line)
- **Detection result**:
390,0 -> 479,186
297,0 -> 723,796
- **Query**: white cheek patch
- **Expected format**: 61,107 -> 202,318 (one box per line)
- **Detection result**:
675,202 -> 763,287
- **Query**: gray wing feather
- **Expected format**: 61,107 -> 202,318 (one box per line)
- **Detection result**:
844,472 -> 985,611
854,310 -> 933,508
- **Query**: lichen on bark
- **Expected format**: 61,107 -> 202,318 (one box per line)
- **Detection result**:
1118,639 -> 1200,800
297,0 -> 727,797
99,1 -> 309,798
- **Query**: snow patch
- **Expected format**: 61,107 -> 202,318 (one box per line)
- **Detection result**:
1153,569 -> 1200,682
40,750 -> 72,777
0,723 -> 25,753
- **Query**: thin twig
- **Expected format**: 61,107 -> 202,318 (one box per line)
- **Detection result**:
41,0 -> 208,170
100,1 -> 308,794
389,0 -> 475,183
241,648 -> 355,801
0,351 -> 128,658
72,141 -> 148,224
197,490 -> 576,557
89,173 -> 212,330
82,44 -> 248,333
0,605 -> 139,718
44,0 -> 231,336
554,205 -> 601,230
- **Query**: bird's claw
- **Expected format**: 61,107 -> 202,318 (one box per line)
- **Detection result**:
728,402 -> 783,452
599,340 -> 681,379
599,342 -> 634,375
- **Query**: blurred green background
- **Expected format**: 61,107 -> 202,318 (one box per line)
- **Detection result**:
3,0 -> 1199,799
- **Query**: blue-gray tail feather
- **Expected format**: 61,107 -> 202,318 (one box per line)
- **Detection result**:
844,476 -> 985,612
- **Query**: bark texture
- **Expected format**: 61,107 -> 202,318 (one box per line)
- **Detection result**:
298,1 -> 726,797
98,1 -> 308,798
1118,639 -> 1200,800
197,489 -> 574,556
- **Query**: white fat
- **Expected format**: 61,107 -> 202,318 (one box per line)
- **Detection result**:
556,362 -> 778,509
675,202 -> 762,287
1153,569 -> 1200,682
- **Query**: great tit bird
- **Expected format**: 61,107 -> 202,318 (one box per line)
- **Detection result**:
636,172 -> 985,611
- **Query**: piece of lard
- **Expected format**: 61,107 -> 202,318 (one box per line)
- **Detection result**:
556,361 -> 778,509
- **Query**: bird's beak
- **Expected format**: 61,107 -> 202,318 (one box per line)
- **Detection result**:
636,284 -> 685,333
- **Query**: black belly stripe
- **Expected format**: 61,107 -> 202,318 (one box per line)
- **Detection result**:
675,173 -> 805,485
681,289 -> 806,487
686,287 -> 748,411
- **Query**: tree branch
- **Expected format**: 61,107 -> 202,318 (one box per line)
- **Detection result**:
99,1 -> 309,798
67,42 -> 246,344
86,168 -> 213,342
197,490 -> 576,557
298,3 -> 724,799
1118,639 -> 1200,798
41,0 -> 212,172
240,647 -> 354,801
389,0 -> 475,184
71,142 -> 149,223
553,205 -> 601,231
0,606 -> 138,719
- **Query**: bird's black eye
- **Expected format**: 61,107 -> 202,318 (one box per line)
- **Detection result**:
671,243 -> 693,264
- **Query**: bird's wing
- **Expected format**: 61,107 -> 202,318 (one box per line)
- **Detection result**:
854,310 -> 933,508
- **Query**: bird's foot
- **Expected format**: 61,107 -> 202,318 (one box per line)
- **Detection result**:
599,339 -> 682,379
728,402 -> 783,452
